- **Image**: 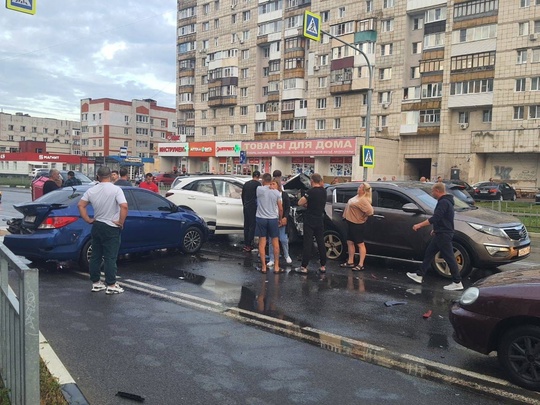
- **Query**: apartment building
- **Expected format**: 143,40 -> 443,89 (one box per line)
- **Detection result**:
177,0 -> 540,187
80,98 -> 178,172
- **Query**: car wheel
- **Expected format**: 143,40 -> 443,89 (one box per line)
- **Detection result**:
79,240 -> 92,272
181,226 -> 203,254
499,194 -> 504,201
432,241 -> 472,278
512,193 -> 517,201
498,325 -> 540,391
323,230 -> 345,260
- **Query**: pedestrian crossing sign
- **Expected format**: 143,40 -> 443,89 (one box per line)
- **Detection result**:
6,0 -> 36,15
360,146 -> 375,168
303,11 -> 321,41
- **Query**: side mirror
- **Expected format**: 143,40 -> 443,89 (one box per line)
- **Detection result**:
402,202 -> 424,214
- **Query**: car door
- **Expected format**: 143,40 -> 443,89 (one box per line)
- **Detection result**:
129,189 -> 180,250
330,186 -> 357,238
368,189 -> 429,260
500,183 -> 513,200
213,179 -> 244,233
120,189 -> 148,251
181,179 -> 218,230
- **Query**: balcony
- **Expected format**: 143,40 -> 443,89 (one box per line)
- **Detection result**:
471,128 -> 540,153
208,96 -> 237,107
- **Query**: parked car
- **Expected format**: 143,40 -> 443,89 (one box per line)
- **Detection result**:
535,190 -> 540,205
31,170 -> 93,200
153,172 -> 177,186
4,185 -> 208,269
165,175 -> 248,234
473,182 -> 517,201
444,179 -> 475,196
292,179 -> 529,278
449,269 -> 540,390
443,183 -> 475,206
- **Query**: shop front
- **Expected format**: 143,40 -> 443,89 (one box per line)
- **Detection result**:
157,143 -> 189,173
215,141 -> 242,174
242,138 -> 358,180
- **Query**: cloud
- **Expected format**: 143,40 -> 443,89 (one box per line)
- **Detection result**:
0,1 -> 177,121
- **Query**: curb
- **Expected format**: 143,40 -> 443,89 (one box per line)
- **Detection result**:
40,332 -> 90,405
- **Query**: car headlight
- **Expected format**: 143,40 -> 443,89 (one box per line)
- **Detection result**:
468,222 -> 508,238
459,287 -> 479,305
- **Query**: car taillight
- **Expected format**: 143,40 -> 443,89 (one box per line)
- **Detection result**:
37,216 -> 79,229
165,192 -> 173,197
489,188 -> 498,193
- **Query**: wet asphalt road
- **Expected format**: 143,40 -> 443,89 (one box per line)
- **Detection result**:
3,187 -> 540,403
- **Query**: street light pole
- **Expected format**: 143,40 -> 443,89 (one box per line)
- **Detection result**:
321,31 -> 373,181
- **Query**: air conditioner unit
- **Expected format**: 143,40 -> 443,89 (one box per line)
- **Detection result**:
239,40 -> 244,44
530,34 -> 538,41
313,66 -> 320,71
382,103 -> 389,109
231,3 -> 236,8
460,123 -> 469,130
375,126 -> 383,132
199,49 -> 207,54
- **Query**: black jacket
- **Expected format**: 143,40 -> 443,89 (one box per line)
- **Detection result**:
429,194 -> 455,234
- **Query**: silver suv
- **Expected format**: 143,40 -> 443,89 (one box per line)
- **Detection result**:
321,181 -> 530,278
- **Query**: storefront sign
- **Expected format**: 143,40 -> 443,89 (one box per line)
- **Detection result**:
158,143 -> 189,157
189,142 -> 214,157
0,152 -> 92,164
243,138 -> 357,156
215,141 -> 241,157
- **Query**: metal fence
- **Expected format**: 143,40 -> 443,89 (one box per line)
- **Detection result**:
0,243 -> 39,405
479,201 -> 540,233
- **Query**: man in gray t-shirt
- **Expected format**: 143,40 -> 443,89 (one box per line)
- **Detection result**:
255,173 -> 283,274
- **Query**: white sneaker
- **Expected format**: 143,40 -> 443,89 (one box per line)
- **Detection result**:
285,256 -> 293,264
91,281 -> 106,292
406,272 -> 423,284
267,261 -> 274,267
443,282 -> 464,291
106,283 -> 124,295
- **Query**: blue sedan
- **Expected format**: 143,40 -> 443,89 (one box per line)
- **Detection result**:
4,185 -> 209,269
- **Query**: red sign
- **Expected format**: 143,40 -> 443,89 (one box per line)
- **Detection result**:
330,157 -> 344,163
0,152 -> 92,164
189,142 -> 214,157
243,138 -> 357,157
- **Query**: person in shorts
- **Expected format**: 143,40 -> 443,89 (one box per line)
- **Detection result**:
255,173 -> 283,274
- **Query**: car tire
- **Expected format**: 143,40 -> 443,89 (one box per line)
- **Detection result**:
181,226 -> 203,254
323,230 -> 345,260
499,195 -> 504,201
498,325 -> 540,391
79,240 -> 92,272
432,241 -> 472,278
511,193 -> 517,201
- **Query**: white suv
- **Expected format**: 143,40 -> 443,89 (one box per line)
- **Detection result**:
165,175 -> 249,234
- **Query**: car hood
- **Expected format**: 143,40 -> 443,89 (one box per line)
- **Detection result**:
283,173 -> 311,191
474,269 -> 540,288
13,203 -> 68,230
455,206 -> 523,227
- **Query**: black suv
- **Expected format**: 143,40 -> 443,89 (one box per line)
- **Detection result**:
314,181 -> 529,278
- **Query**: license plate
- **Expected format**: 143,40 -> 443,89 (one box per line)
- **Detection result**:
480,190 -> 488,194
24,216 -> 36,222
519,246 -> 531,257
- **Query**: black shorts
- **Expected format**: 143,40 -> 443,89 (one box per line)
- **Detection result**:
346,220 -> 367,244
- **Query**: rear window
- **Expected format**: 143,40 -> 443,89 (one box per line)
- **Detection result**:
34,188 -> 85,206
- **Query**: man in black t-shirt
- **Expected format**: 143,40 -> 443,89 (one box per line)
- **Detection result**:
241,170 -> 261,252
295,173 -> 327,273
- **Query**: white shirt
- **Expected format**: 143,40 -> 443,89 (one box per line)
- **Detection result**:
81,182 -> 127,227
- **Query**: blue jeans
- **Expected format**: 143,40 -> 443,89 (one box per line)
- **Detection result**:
418,232 -> 461,283
89,221 -> 122,286
268,226 -> 289,262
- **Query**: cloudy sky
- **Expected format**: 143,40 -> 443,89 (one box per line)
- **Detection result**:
0,1 -> 177,121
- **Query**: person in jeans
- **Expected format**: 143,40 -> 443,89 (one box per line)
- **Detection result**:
78,166 -> 128,294
255,173 -> 283,274
295,173 -> 327,274
241,170 -> 261,252
406,182 -> 464,291
267,178 -> 292,267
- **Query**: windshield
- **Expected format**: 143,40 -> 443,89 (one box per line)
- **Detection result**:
414,186 -> 471,210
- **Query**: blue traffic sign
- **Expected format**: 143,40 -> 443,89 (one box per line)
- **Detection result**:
239,150 -> 247,164
360,146 -> 375,168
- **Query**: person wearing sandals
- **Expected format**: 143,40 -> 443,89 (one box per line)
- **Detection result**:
267,178 -> 293,267
341,182 -> 374,271
295,173 -> 327,274
255,173 -> 283,274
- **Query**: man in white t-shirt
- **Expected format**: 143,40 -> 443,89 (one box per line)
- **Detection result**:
78,166 -> 128,294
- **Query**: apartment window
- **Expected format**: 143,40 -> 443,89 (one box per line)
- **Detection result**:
483,109 -> 492,122
366,0 -> 373,12
383,0 -> 394,8
379,67 -> 392,80
231,14 -> 237,23
316,98 -> 327,109
451,51 -> 496,71
241,68 -> 249,78
8,135 -> 13,141
410,66 -> 420,79
454,0 -> 499,17
334,118 -> 341,129
294,118 -> 307,130
240,106 -> 248,115
321,11 -> 329,22
422,83 -> 442,98
7,125 -> 13,130
242,49 -> 249,59
425,7 -> 446,23
413,17 -> 423,30
532,77 -> 540,90
424,32 -> 445,49
201,127 -> 207,136
319,54 -> 329,65
514,106 -> 525,119
412,42 -> 422,54
519,22 -> 530,36
450,79 -> 493,95
241,125 -> 247,134
380,43 -> 393,56
213,127 -> 217,135
533,48 -> 540,63
381,19 -> 394,32
241,87 -> 248,97
229,125 -> 235,135
517,49 -> 528,64
378,115 -> 388,127
299,100 -> 308,109
529,105 -> 540,119
338,7 -> 345,18
20,126 -> 26,132
516,78 -> 526,91
229,107 -> 235,117
521,0 -> 530,7
243,10 -> 250,21
360,116 -> 367,128
419,109 -> 441,123
334,96 -> 342,108
316,119 -> 326,130
378,91 -> 391,104
458,112 -> 469,124
318,77 -> 327,88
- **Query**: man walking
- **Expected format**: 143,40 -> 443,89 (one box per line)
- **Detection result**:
295,173 -> 327,274
78,166 -> 128,294
241,170 -> 261,252
406,182 -> 463,290
255,173 -> 283,273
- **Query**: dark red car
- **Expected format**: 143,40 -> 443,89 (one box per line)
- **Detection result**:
153,172 -> 177,186
449,269 -> 540,390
